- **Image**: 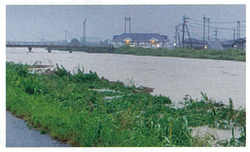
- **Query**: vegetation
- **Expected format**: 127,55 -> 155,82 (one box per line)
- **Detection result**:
113,45 -> 246,61
6,62 -> 246,147
84,45 -> 245,61
70,38 -> 81,46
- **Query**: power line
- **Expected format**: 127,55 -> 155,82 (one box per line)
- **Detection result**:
188,21 -> 204,26
210,21 -> 236,24
189,18 -> 245,24
189,32 -> 201,36
188,18 -> 203,23
188,24 -> 203,29
188,21 -> 235,31
178,16 -> 245,42
209,25 -> 235,31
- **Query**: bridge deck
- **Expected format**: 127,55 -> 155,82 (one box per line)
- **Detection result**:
6,41 -> 114,53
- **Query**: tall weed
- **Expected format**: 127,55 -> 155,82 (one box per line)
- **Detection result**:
6,62 -> 245,147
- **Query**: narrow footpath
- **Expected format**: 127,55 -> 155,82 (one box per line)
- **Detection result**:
6,111 -> 71,147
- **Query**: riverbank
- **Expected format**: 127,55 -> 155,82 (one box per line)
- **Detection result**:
81,45 -> 246,62
6,62 -> 246,147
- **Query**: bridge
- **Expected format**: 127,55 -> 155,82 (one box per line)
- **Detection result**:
6,41 -> 115,53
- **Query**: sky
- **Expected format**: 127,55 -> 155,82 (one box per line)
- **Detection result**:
6,4 -> 246,43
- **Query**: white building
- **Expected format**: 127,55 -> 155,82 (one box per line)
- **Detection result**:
112,33 -> 169,48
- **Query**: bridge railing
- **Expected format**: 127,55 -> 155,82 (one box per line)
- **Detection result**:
6,41 -> 114,48
6,41 -> 70,46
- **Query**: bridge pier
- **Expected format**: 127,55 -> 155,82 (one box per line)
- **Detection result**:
28,47 -> 32,52
69,47 -> 72,53
48,47 -> 52,53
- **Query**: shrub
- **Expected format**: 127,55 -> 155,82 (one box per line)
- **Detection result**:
54,64 -> 70,77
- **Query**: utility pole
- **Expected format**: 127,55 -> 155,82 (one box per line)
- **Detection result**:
124,17 -> 131,33
124,18 -> 127,33
181,15 -> 192,48
207,18 -> 210,41
129,17 -> 131,33
175,24 -> 182,47
237,21 -> 240,39
182,15 -> 188,48
177,26 -> 181,47
214,29 -> 218,41
185,23 -> 193,48
82,19 -> 87,45
203,15 -> 206,48
174,25 -> 178,48
233,29 -> 236,40
174,25 -> 182,48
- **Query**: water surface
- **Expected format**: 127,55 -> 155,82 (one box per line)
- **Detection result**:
6,48 -> 246,108
6,111 -> 71,147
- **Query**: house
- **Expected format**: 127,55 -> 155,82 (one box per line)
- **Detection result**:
112,33 -> 169,48
182,38 -> 204,49
207,41 -> 224,50
182,38 -> 236,50
234,37 -> 246,50
220,41 -> 235,49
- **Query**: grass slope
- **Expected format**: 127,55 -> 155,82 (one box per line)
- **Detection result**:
114,46 -> 246,61
6,62 -> 246,147
83,45 -> 245,62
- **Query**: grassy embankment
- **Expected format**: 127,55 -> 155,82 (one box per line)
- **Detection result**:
83,45 -> 246,62
6,62 -> 246,147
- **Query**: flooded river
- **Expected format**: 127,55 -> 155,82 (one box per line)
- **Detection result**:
6,48 -> 246,108
6,47 -> 246,147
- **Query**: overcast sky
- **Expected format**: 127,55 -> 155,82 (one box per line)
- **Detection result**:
6,5 -> 246,42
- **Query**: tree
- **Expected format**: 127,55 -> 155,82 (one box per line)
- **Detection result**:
70,38 -> 80,46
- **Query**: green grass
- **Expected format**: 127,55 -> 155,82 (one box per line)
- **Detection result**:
86,45 -> 245,62
113,45 -> 246,61
6,62 -> 246,147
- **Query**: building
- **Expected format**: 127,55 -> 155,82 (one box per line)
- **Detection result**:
182,38 -> 204,49
234,37 -> 246,50
182,38 -> 237,50
220,41 -> 234,50
206,41 -> 224,50
112,33 -> 169,48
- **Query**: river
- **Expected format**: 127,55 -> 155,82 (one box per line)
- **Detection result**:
6,111 -> 71,147
6,48 -> 246,108
5,47 -> 246,147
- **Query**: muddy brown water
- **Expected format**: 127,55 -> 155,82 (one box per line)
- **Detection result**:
6,48 -> 246,146
6,48 -> 246,108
